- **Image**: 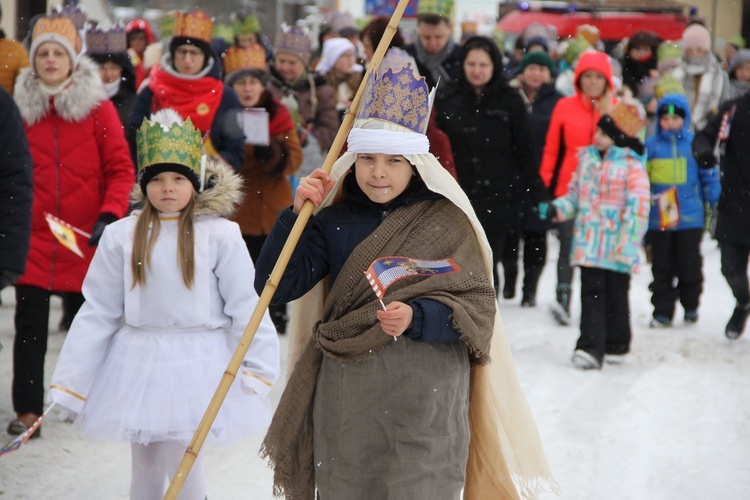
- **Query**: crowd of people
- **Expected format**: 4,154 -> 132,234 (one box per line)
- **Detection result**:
1,1 -> 749,498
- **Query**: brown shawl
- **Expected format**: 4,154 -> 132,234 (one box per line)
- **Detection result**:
260,198 -> 497,499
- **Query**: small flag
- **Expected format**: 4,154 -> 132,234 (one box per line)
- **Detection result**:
0,403 -> 55,458
44,213 -> 90,258
657,187 -> 680,230
364,256 -> 461,300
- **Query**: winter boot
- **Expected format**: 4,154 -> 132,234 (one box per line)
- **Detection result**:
521,265 -> 543,307
726,302 -> 750,339
550,283 -> 572,325
571,349 -> 601,370
502,263 -> 518,300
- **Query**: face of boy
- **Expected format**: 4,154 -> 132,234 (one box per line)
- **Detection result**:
146,171 -> 195,213
659,113 -> 684,131
354,153 -> 414,205
594,128 -> 614,151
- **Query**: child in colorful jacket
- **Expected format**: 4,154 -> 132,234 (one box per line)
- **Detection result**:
551,101 -> 651,370
644,93 -> 721,327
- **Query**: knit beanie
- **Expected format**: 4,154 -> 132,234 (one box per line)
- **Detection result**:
729,48 -> 750,77
657,101 -> 687,119
597,100 -> 646,154
682,24 -> 711,51
518,51 -> 555,74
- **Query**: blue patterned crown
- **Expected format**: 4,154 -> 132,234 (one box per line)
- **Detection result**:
52,2 -> 87,31
274,23 -> 312,64
356,62 -> 435,134
85,25 -> 127,55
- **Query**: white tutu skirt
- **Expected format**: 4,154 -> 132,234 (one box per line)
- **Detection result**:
74,326 -> 272,445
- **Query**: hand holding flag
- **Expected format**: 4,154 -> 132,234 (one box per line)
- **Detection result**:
364,256 -> 461,340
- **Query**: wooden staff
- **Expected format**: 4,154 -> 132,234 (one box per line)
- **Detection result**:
164,1 -> 411,497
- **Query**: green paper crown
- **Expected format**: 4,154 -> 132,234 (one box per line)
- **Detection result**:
657,41 -> 682,62
655,75 -> 686,100
136,115 -> 202,174
233,14 -> 260,36
213,23 -> 235,43
417,0 -> 454,20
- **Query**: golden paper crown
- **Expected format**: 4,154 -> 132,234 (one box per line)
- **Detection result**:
137,110 -> 202,173
85,25 -> 127,55
32,17 -> 79,56
223,44 -> 266,75
233,13 -> 260,36
417,0 -> 454,20
357,63 -> 433,134
607,101 -> 647,138
173,10 -> 213,44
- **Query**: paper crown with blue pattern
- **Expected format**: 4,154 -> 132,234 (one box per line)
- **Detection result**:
356,56 -> 435,134
274,23 -> 312,64
85,25 -> 127,55
52,2 -> 87,31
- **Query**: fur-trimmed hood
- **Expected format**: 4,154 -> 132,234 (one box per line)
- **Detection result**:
130,157 -> 244,218
14,56 -> 108,126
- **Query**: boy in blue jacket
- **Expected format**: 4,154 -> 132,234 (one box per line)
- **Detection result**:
645,93 -> 721,327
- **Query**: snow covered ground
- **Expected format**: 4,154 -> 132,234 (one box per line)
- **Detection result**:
1,236 -> 749,499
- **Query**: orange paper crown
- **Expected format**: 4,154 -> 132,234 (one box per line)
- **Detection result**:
223,44 -> 266,74
608,101 -> 647,138
173,10 -> 213,44
32,16 -> 80,56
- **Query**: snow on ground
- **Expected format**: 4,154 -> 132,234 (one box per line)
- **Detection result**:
1,236 -> 749,499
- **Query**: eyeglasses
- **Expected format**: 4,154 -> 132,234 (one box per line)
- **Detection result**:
175,47 -> 204,58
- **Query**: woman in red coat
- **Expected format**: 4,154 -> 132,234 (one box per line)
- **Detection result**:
8,17 -> 133,436
539,51 -> 616,325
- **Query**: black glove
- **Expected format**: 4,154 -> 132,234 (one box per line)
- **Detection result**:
88,213 -> 118,247
0,270 -> 21,290
254,145 -> 274,164
695,151 -> 718,169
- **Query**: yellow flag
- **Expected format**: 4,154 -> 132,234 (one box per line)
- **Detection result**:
44,212 -> 86,258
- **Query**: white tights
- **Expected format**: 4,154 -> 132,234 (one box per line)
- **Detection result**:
130,441 -> 206,500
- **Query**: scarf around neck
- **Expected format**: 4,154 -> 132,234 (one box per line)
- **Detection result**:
415,38 -> 456,86
148,64 -> 224,134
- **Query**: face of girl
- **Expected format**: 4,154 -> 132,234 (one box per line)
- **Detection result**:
629,45 -> 652,62
463,48 -> 493,89
98,61 -> 123,84
147,171 -> 195,213
520,63 -> 551,91
274,52 -> 306,82
361,35 -> 375,62
354,153 -> 414,205
232,75 -> 264,108
578,69 -> 608,98
236,33 -> 258,48
594,128 -> 615,151
35,42 -> 72,87
173,44 -> 206,76
334,49 -> 356,74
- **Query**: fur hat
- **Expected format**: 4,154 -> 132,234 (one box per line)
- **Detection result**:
30,16 -> 81,67
597,100 -> 647,154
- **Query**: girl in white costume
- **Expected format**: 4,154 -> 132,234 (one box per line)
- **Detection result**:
48,109 -> 280,500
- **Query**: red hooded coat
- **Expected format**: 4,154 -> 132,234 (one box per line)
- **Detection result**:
540,51 -> 616,197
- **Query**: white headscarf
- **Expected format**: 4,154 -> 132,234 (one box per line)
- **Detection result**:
315,37 -> 363,73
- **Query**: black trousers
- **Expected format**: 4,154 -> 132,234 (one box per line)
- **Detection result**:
576,267 -> 631,362
720,241 -> 750,306
12,285 -> 84,415
501,231 -> 547,294
648,229 -> 704,319
555,219 -> 575,287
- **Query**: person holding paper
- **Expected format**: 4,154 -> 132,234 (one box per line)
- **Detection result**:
223,43 -> 302,334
